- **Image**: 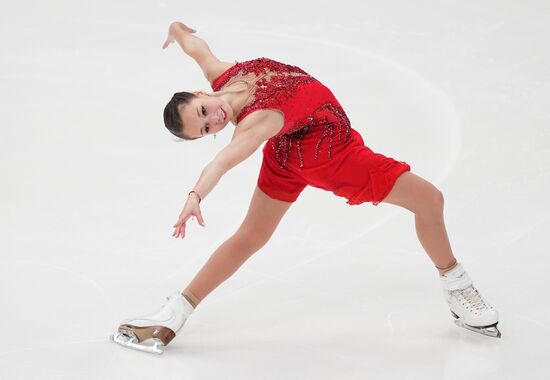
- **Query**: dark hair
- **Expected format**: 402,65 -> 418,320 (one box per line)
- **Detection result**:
163,91 -> 200,140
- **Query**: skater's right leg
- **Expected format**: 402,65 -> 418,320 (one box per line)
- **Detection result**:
111,186 -> 294,354
182,185 -> 293,307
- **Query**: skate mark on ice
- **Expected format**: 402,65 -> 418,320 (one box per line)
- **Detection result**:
15,259 -> 103,292
516,314 -> 550,334
207,210 -> 404,305
0,338 -> 106,358
498,215 -> 550,249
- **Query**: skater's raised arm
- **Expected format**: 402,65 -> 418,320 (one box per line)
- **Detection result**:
162,21 -> 228,83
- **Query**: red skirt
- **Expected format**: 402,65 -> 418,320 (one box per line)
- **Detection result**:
258,127 -> 411,206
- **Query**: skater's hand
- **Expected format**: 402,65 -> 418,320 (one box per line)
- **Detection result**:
162,21 -> 196,49
172,196 -> 205,239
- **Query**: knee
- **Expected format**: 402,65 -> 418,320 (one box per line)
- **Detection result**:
233,229 -> 270,253
434,189 -> 444,207
421,189 -> 444,216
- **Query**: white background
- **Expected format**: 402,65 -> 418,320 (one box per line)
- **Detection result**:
1,0 -> 549,379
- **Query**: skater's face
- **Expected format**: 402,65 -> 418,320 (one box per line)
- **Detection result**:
178,92 -> 231,139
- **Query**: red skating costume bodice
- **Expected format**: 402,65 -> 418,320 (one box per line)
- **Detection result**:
211,57 -> 411,206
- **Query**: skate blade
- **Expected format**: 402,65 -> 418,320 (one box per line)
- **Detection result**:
110,331 -> 165,354
453,319 -> 502,338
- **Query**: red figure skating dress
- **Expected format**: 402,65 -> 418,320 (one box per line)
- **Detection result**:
211,57 -> 411,205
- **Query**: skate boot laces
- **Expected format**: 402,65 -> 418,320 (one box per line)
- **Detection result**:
456,286 -> 492,313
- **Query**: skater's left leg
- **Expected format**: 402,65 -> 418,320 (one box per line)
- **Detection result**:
380,171 -> 457,275
380,171 -> 500,337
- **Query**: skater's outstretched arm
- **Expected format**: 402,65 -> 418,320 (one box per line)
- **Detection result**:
162,21 -> 233,84
172,124 -> 277,239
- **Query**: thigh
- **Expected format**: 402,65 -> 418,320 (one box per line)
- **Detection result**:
381,171 -> 443,214
235,185 -> 294,246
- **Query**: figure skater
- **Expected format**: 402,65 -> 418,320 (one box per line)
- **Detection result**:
111,21 -> 501,355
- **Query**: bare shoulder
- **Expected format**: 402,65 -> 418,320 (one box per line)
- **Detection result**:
214,110 -> 284,172
205,60 -> 237,86
232,110 -> 284,142
213,111 -> 281,173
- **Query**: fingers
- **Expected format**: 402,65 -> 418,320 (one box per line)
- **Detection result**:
174,21 -> 196,33
171,210 -> 206,238
172,221 -> 186,239
172,221 -> 182,238
172,217 -> 187,238
197,213 -> 206,227
162,38 -> 172,49
171,216 -> 195,238
177,223 -> 186,239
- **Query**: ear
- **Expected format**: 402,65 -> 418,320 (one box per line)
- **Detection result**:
193,90 -> 208,97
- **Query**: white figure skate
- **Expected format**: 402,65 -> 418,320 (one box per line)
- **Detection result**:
110,291 -> 196,354
440,263 -> 501,338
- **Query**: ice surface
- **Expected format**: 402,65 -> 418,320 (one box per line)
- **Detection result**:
1,0 -> 549,379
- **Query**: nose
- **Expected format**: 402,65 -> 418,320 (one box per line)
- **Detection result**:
209,113 -> 221,127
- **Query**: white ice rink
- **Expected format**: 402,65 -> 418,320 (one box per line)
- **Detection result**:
1,0 -> 549,379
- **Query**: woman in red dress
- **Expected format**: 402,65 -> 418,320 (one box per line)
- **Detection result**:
111,22 -> 500,355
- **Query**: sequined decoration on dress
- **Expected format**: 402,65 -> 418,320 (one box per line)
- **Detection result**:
213,58 -> 317,124
272,102 -> 352,169
212,58 -> 352,170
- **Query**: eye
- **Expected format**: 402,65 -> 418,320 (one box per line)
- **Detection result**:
201,106 -> 209,135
